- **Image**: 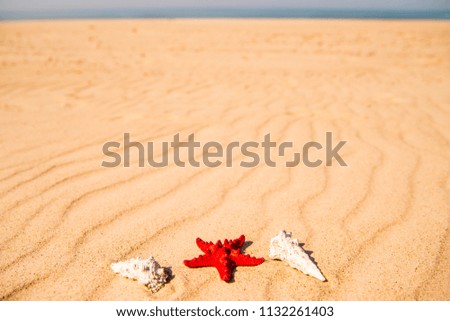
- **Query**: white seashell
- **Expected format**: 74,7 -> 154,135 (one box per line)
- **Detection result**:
269,230 -> 326,281
111,256 -> 172,293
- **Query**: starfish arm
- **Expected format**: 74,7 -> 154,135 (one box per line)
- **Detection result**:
183,254 -> 214,268
233,253 -> 265,266
196,238 -> 214,253
215,264 -> 233,282
231,235 -> 245,249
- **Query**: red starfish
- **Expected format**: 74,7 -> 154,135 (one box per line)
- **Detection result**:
183,235 -> 264,282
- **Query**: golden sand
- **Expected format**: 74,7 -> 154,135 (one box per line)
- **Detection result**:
0,19 -> 449,300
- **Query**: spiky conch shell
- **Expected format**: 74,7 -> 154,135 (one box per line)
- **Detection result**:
110,256 -> 172,293
269,230 -> 326,281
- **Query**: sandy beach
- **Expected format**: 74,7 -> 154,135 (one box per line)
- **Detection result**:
0,19 -> 449,300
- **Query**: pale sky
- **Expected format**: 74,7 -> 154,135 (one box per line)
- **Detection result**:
1,0 -> 450,11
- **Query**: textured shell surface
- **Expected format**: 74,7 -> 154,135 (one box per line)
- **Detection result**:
111,256 -> 172,293
269,230 -> 326,281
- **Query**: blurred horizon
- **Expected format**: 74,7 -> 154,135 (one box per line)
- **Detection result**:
1,0 -> 449,20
